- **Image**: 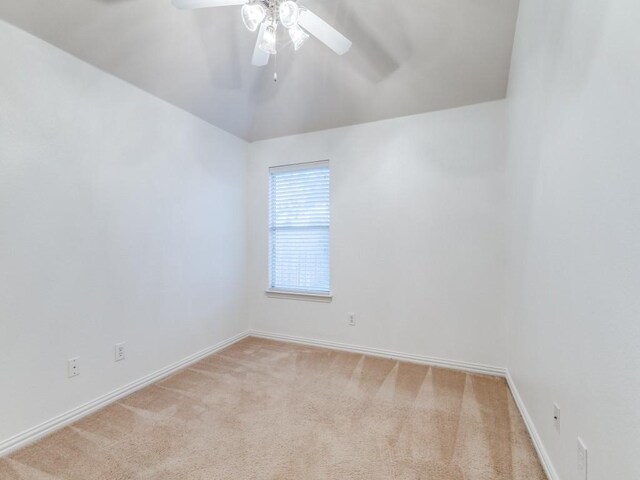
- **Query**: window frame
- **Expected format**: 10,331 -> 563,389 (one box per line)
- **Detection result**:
266,160 -> 332,301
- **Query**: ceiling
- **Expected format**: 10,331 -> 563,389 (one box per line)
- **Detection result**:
0,0 -> 520,141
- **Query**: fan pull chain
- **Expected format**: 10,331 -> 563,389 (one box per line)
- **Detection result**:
269,0 -> 277,82
273,27 -> 278,83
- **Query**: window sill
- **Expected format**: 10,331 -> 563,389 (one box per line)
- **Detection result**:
265,289 -> 333,303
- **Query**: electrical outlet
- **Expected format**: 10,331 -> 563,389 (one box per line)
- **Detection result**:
553,403 -> 561,430
348,312 -> 356,326
68,357 -> 80,378
115,342 -> 126,362
577,437 -> 588,480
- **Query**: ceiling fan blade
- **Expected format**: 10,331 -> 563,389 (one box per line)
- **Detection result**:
172,0 -> 245,10
298,9 -> 352,55
252,23 -> 270,67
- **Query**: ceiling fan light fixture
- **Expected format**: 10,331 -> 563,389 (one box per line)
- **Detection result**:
241,2 -> 266,32
278,1 -> 299,29
259,23 -> 277,55
171,0 -> 353,76
288,24 -> 309,51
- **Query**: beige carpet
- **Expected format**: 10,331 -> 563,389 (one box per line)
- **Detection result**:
0,338 -> 547,479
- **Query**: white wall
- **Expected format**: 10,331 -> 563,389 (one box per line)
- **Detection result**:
0,21 -> 248,445
5,0 -> 639,474
247,101 -> 508,369
504,0 -> 640,478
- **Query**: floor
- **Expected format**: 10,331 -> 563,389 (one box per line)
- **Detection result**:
0,337 -> 547,479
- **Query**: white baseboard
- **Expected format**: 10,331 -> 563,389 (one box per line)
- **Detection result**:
1,328 -> 559,480
0,330 -> 250,457
251,331 -> 557,479
248,330 -> 507,377
506,370 -> 560,480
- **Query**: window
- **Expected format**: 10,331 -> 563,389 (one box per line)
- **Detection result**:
269,161 -> 330,296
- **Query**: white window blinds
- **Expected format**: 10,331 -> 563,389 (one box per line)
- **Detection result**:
269,161 -> 330,295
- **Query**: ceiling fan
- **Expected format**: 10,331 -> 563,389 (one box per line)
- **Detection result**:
172,0 -> 352,72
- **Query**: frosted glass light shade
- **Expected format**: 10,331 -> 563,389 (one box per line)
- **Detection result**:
278,1 -> 299,29
288,25 -> 309,51
241,3 -> 266,32
259,24 -> 277,55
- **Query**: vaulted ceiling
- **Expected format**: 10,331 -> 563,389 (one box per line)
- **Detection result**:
0,0 -> 519,141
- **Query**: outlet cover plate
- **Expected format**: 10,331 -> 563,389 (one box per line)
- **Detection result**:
68,357 -> 80,378
577,437 -> 588,480
115,342 -> 126,362
553,403 -> 561,430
